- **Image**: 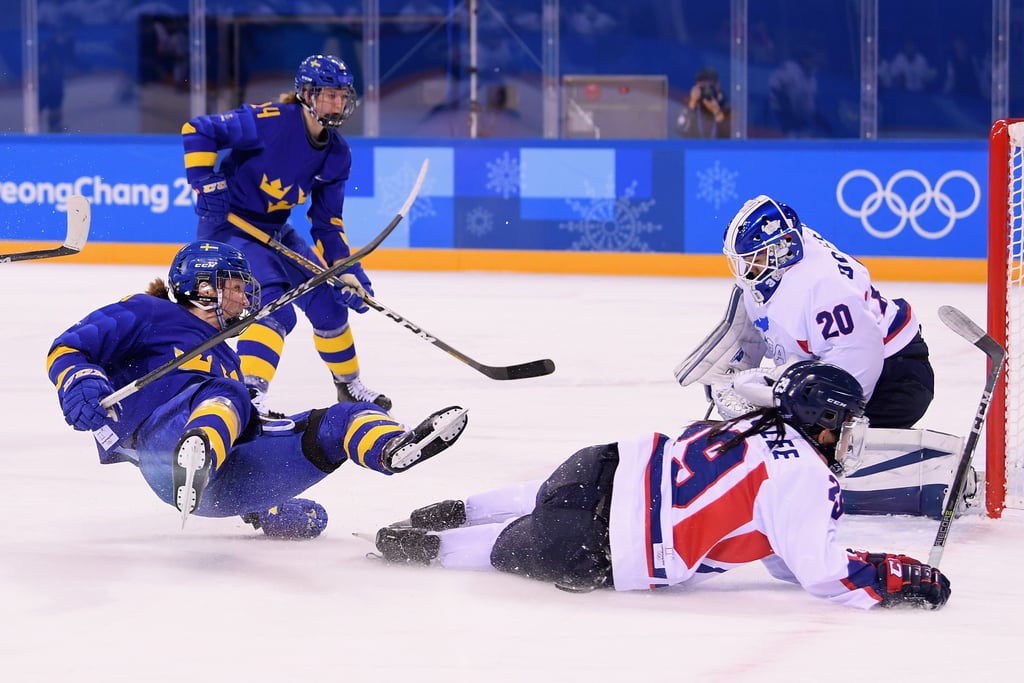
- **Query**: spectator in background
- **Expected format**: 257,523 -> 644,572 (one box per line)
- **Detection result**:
38,21 -> 76,133
677,67 -> 730,139
768,49 -> 831,138
884,38 -> 936,92
944,35 -> 982,98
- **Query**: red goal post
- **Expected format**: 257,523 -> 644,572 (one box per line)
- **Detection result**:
987,118 -> 1024,517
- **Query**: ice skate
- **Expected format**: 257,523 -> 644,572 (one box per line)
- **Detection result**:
381,406 -> 469,473
248,386 -> 289,420
390,499 -> 467,531
172,428 -> 213,528
375,526 -> 440,565
336,376 -> 393,411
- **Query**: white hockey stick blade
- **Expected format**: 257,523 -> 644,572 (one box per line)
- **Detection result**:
63,195 -> 91,251
937,305 -> 986,345
0,195 -> 91,263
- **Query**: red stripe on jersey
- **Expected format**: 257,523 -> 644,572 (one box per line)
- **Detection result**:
705,530 -> 774,564
841,578 -> 884,603
672,462 -> 769,567
643,434 -> 658,578
883,300 -> 912,344
797,339 -> 811,354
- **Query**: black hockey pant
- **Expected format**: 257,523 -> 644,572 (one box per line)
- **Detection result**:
866,330 -> 935,429
489,443 -> 618,590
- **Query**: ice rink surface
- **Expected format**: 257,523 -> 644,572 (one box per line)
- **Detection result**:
2,262 -> 1021,682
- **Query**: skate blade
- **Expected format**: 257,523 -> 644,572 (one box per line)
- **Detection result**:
175,440 -> 206,529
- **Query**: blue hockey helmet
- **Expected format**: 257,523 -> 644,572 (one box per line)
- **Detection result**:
773,360 -> 869,473
168,240 -> 261,329
723,195 -> 804,304
295,54 -> 357,128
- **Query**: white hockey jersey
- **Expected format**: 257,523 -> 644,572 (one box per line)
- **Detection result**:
740,227 -> 920,399
608,419 -> 886,609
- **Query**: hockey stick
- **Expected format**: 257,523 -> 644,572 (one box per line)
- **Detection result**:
927,305 -> 1007,567
99,159 -> 429,409
226,213 -> 555,380
0,196 -> 91,263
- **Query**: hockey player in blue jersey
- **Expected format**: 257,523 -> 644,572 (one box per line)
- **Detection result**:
46,241 -> 469,536
182,54 -> 388,416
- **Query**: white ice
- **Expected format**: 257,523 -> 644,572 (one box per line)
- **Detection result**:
2,263 -> 1020,682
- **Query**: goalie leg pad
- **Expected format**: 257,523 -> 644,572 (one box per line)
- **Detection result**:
841,428 -> 971,519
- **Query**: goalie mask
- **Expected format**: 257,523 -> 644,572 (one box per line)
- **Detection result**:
169,240 -> 261,330
773,360 -> 869,475
723,195 -> 804,304
295,54 -> 358,128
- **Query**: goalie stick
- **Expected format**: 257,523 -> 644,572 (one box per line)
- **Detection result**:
0,195 -> 90,263
99,158 -> 429,410
927,305 -> 1007,568
226,212 -> 555,381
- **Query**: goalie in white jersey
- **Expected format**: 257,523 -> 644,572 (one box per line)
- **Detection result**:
680,194 -> 934,429
372,361 -> 951,610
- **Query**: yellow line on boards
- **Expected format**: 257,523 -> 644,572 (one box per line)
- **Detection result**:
0,241 -> 987,283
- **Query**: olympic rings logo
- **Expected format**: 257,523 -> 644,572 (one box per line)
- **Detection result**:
835,169 -> 980,239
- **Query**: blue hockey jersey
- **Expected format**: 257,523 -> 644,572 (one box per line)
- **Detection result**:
46,293 -> 244,464
181,101 -> 354,263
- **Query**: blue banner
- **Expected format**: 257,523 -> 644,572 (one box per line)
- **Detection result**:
0,135 -> 987,259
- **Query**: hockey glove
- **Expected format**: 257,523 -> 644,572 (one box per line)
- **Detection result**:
334,262 -> 374,313
193,172 -> 229,227
852,551 -> 951,609
242,498 -> 328,539
58,367 -> 118,431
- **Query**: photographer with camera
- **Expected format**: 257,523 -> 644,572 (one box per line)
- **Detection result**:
677,67 -> 730,139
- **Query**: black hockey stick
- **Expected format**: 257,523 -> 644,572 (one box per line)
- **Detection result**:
928,305 -> 1007,567
0,196 -> 90,263
227,211 -> 555,380
100,159 -> 429,409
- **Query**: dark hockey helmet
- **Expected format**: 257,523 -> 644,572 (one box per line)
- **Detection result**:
168,240 -> 261,328
295,54 -> 357,128
723,194 -> 804,304
773,360 -> 869,473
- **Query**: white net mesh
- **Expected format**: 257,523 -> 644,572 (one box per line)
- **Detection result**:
1004,122 -> 1024,509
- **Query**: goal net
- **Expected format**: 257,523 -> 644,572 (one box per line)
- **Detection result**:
988,119 -> 1024,517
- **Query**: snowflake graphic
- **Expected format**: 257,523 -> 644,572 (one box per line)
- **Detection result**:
558,179 -> 660,251
485,151 -> 520,199
696,160 -> 739,210
465,206 -> 494,237
377,160 -> 436,226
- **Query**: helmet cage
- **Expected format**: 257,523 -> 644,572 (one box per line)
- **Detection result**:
295,55 -> 357,128
772,360 -> 868,474
723,196 -> 804,304
169,242 -> 261,329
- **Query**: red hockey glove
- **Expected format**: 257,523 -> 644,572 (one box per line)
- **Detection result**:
850,551 -> 951,609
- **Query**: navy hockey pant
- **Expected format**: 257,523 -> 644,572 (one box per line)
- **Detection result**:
866,331 -> 934,429
490,443 -> 618,590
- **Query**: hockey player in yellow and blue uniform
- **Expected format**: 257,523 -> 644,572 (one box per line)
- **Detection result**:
181,54 -> 388,416
46,241 -> 468,536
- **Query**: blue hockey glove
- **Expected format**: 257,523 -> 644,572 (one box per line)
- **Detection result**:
851,551 -> 951,609
193,172 -> 229,226
242,498 -> 328,539
58,367 -> 118,431
334,262 -> 374,313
